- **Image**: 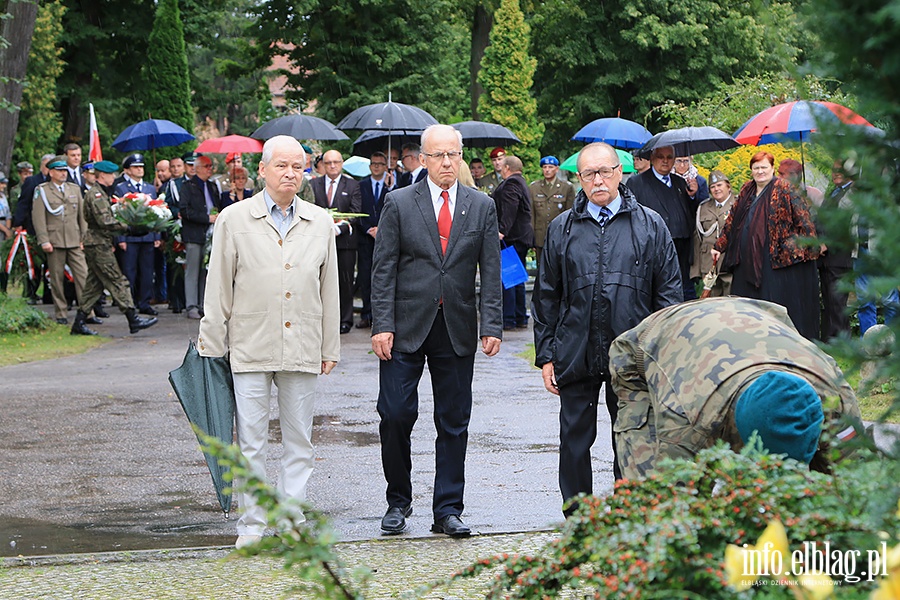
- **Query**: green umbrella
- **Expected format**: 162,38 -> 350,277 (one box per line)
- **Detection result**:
561,149 -> 635,174
168,341 -> 235,517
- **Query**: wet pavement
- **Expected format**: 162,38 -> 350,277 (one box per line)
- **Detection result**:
0,302 -> 617,557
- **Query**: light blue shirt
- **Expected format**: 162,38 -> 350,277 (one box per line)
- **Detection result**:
264,190 -> 296,239
652,167 -> 671,187
586,193 -> 622,223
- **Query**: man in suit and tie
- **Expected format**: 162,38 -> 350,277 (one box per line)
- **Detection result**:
355,151 -> 390,329
397,142 -> 427,188
114,153 -> 162,316
626,145 -> 696,300
64,143 -> 87,193
312,150 -> 362,333
12,154 -> 53,304
371,124 -> 503,538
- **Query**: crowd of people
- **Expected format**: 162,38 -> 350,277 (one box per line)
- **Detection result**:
2,128 -> 872,544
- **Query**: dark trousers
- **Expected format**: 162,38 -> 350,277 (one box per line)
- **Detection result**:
121,241 -> 155,310
558,375 -> 621,510
167,263 -> 185,312
818,261 -> 851,340
356,236 -> 374,321
152,246 -> 167,303
674,236 -> 695,300
377,310 -> 475,520
502,242 -> 529,327
337,248 -> 356,327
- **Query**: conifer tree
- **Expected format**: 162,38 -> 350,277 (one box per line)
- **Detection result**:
144,0 -> 194,153
477,0 -> 543,173
13,0 -> 65,166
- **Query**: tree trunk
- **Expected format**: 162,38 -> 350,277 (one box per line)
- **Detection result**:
0,0 -> 39,172
470,3 -> 492,121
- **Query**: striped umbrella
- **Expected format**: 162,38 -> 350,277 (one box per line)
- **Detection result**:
733,101 -> 876,146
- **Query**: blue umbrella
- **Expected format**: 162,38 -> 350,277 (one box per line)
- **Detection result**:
342,156 -> 371,178
112,118 -> 195,152
572,117 -> 653,149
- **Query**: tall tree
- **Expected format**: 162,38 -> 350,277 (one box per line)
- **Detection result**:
477,0 -> 543,170
144,0 -> 194,137
0,0 -> 39,172
13,0 -> 65,167
247,0 -> 469,125
181,0 -> 266,136
530,0 -> 803,152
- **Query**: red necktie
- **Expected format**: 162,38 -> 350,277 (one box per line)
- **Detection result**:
438,190 -> 451,254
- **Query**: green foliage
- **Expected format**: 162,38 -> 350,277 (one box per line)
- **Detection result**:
13,0 -> 65,166
198,431 -> 370,600
438,441 -> 899,598
0,295 -> 51,334
477,0 -> 543,173
247,0 -> 470,127
181,0 -> 267,136
144,0 -> 195,158
530,0 -> 804,153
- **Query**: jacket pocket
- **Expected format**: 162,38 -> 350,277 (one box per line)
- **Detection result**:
229,311 -> 273,365
299,311 -> 323,365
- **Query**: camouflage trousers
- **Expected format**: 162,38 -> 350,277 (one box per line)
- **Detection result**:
82,243 -> 135,312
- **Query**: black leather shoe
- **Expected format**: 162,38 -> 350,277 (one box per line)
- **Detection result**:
93,304 -> 110,319
340,324 -> 352,334
84,315 -> 103,325
431,515 -> 471,537
55,317 -> 68,325
139,306 -> 158,316
380,505 -> 412,535
355,319 -> 371,329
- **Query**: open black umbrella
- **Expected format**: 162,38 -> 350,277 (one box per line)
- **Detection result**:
168,341 -> 235,517
251,114 -> 348,142
451,121 -> 521,148
352,130 -> 422,156
336,95 -> 438,133
637,126 -> 739,157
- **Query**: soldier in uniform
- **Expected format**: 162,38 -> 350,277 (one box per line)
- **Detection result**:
610,297 -> 863,480
690,170 -> 734,296
32,156 -> 93,332
81,161 -> 159,335
529,156 -> 576,266
475,147 -> 504,195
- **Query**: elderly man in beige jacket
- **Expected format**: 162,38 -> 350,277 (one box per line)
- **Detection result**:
198,135 -> 340,548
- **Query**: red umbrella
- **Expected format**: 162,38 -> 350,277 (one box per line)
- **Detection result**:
733,101 -> 875,146
195,134 -> 263,154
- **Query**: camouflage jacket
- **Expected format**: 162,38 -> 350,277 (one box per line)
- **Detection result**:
610,297 -> 862,479
82,183 -> 127,246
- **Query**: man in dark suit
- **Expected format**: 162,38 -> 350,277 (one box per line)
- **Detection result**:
371,124 -> 503,538
63,143 -> 88,193
397,142 -> 427,188
312,150 -> 362,333
179,155 -> 224,320
626,145 -> 695,300
114,153 -> 162,315
492,154 -> 534,329
355,151 -> 390,329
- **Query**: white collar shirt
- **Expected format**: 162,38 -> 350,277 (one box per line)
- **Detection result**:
426,177 -> 458,222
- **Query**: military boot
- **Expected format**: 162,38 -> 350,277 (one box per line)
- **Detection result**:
126,308 -> 158,334
71,310 -> 99,336
93,302 -> 110,319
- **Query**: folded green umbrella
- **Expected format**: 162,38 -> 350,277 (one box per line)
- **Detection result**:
168,341 -> 235,517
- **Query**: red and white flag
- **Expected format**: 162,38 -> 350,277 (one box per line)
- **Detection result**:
88,103 -> 102,162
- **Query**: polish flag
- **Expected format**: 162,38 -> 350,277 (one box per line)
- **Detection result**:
88,103 -> 102,162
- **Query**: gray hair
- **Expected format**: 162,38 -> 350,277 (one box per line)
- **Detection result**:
577,142 -> 618,171
420,124 -> 463,152
261,135 -> 305,165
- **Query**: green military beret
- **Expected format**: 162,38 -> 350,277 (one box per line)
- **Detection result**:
92,160 -> 119,174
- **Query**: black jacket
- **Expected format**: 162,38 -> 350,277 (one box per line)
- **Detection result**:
532,185 -> 683,385
180,175 -> 225,245
492,172 -> 534,247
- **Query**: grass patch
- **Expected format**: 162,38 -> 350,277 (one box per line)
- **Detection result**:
0,322 -> 109,366
516,342 -> 537,367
